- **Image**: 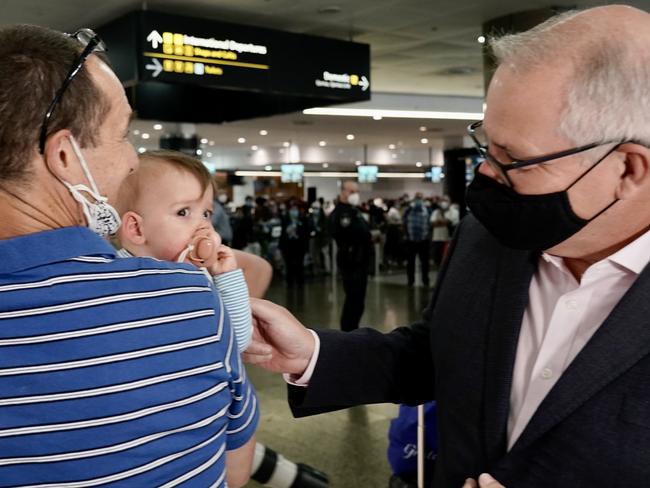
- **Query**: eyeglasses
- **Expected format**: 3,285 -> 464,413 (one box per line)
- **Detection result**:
466,120 -> 616,187
38,28 -> 107,154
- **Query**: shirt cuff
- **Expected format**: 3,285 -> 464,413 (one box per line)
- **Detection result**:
282,329 -> 320,387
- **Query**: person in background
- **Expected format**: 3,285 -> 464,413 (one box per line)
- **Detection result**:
403,192 -> 432,287
328,180 -> 372,331
430,195 -> 460,269
308,200 -> 329,275
212,187 -> 233,245
280,203 -> 310,286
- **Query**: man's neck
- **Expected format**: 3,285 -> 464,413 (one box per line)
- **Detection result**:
0,184 -> 83,239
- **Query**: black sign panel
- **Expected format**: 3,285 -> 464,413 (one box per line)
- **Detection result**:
100,11 -> 370,102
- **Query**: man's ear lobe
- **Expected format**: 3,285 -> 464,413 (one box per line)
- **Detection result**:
615,144 -> 650,199
42,129 -> 76,180
120,211 -> 146,245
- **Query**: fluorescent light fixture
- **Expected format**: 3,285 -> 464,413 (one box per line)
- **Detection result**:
153,124 -> 163,130
238,137 -> 246,143
346,134 -> 355,140
235,170 -> 427,178
138,147 -> 146,153
196,149 -> 203,156
200,137 -> 208,144
141,133 -> 150,139
259,130 -> 268,136
420,138 -> 429,144
304,107 -> 484,120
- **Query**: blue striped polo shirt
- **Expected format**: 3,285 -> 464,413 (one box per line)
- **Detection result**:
0,226 -> 258,487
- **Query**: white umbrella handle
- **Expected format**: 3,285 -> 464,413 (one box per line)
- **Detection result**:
417,404 -> 425,488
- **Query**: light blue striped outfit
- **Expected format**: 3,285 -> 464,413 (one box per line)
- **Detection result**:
0,227 -> 258,487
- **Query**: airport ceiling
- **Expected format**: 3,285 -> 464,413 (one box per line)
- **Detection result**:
7,0 -> 650,97
4,0 -> 650,164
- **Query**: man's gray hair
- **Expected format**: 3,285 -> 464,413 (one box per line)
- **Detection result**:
490,9 -> 650,146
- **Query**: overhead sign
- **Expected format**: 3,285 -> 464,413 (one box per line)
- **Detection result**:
97,11 -> 370,122
99,11 -> 370,101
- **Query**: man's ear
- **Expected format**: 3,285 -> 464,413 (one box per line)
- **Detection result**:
615,143 -> 650,199
42,129 -> 81,181
119,211 -> 146,246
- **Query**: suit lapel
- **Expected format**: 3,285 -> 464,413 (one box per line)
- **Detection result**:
510,264 -> 650,454
483,247 -> 537,465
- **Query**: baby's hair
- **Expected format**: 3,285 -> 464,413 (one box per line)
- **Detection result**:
138,150 -> 214,195
117,150 -> 215,216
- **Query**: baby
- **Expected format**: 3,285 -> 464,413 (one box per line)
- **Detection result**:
116,149 -> 255,487
116,150 -> 252,352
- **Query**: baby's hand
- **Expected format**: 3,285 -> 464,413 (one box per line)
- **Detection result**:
208,244 -> 238,275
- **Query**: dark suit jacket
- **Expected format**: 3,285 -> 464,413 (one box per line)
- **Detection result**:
289,215 -> 650,487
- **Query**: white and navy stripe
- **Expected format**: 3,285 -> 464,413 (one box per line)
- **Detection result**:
0,227 -> 258,487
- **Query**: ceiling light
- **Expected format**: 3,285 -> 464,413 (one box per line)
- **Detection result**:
319,141 -> 327,147
264,165 -> 273,171
372,115 -> 382,120
419,126 -> 427,132
323,163 -> 329,168
392,153 -> 397,159
196,149 -> 203,156
388,144 -> 396,150
207,152 -> 213,157
138,147 -> 146,153
238,137 -> 246,143
283,141 -> 291,147
420,138 -> 429,144
153,124 -> 163,130
209,140 -> 215,146
346,134 -> 355,141
355,161 -> 362,166
478,35 -> 486,44
141,133 -> 150,139
415,161 -> 423,167
133,129 -> 140,136
259,130 -> 268,136
251,145 -> 259,151
304,108 -> 484,121
200,137 -> 208,144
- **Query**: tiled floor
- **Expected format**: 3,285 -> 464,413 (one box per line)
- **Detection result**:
245,270 -> 435,487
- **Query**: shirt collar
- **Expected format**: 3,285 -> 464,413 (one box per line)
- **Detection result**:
0,227 -> 117,274
541,227 -> 650,277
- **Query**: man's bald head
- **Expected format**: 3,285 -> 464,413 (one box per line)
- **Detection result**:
489,5 -> 650,146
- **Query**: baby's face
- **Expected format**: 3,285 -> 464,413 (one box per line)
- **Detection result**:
137,165 -> 217,262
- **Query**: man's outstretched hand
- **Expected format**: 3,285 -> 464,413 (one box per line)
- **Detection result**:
243,298 -> 316,376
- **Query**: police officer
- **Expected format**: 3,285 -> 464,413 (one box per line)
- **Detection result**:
329,180 -> 372,331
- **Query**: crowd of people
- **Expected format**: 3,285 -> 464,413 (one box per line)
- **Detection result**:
212,188 -> 461,286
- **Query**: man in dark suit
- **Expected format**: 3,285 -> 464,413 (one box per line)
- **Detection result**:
245,5 -> 650,487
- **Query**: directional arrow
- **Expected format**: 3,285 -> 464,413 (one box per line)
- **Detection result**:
359,75 -> 370,91
147,30 -> 163,49
145,58 -> 163,78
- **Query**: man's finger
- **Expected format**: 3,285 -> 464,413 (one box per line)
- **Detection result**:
462,478 -> 478,488
478,473 -> 504,487
242,352 -> 272,364
244,341 -> 272,356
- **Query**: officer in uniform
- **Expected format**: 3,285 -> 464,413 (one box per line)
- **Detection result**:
329,180 -> 372,331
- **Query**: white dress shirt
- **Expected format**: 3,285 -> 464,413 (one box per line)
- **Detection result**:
508,228 -> 650,449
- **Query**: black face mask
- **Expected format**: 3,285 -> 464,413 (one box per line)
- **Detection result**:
466,149 -> 618,251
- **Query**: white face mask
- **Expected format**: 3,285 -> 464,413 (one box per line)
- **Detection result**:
62,136 -> 122,237
347,192 -> 360,207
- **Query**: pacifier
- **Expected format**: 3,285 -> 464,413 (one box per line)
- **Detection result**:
177,229 -> 220,268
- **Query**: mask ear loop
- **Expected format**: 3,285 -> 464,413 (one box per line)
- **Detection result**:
69,136 -> 102,197
564,144 -> 621,221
